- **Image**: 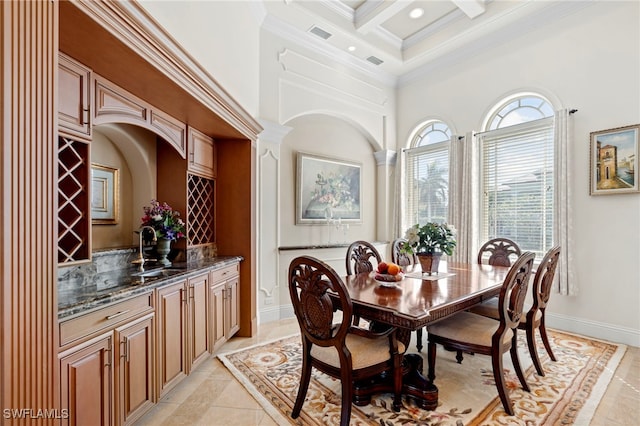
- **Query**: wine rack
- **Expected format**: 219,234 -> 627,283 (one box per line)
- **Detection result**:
58,136 -> 90,263
187,173 -> 215,246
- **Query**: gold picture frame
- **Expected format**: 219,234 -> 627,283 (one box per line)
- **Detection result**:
91,163 -> 119,224
589,124 -> 639,195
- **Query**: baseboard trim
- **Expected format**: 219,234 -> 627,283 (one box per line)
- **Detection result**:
546,312 -> 639,347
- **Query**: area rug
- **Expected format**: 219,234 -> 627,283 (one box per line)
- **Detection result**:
218,329 -> 625,425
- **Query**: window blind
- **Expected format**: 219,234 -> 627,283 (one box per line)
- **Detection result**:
405,142 -> 450,228
479,117 -> 554,256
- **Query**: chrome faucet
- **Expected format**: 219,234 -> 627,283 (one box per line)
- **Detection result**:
132,226 -> 157,269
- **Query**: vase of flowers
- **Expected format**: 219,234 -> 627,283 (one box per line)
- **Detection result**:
402,222 -> 456,275
140,199 -> 186,266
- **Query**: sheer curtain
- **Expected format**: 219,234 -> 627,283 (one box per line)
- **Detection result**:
448,132 -> 478,263
554,109 -> 576,295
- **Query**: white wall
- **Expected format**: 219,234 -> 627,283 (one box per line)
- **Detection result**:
397,1 -> 640,346
138,0 -> 261,116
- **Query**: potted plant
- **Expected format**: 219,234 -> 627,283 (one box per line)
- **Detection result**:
140,199 -> 186,265
402,222 -> 456,274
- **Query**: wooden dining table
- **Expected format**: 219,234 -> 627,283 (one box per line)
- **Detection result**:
330,261 -> 510,410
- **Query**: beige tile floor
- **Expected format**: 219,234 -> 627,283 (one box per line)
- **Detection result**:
135,318 -> 639,426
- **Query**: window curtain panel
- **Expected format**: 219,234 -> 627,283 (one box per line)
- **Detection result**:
554,109 -> 576,295
393,148 -> 404,238
448,132 -> 478,263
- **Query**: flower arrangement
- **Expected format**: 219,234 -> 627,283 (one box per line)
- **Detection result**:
402,222 -> 456,256
140,199 -> 186,241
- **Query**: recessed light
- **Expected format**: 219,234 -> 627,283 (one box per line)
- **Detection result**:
409,8 -> 424,19
348,46 -> 356,52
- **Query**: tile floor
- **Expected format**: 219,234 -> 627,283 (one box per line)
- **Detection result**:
134,318 -> 639,426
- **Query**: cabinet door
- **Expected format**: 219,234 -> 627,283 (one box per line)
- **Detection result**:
209,281 -> 227,352
188,127 -> 216,178
58,53 -> 91,139
156,281 -> 187,397
115,314 -> 155,426
226,276 -> 240,337
60,334 -> 112,426
187,273 -> 209,370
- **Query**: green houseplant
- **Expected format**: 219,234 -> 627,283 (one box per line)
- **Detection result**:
402,222 -> 456,274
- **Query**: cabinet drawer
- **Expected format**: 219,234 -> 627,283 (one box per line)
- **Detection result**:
60,293 -> 153,346
209,263 -> 239,283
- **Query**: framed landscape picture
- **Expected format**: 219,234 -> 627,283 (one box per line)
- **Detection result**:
296,152 -> 362,224
590,124 -> 639,195
91,163 -> 119,224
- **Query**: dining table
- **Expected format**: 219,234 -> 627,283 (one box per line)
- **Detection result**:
330,261 -> 511,410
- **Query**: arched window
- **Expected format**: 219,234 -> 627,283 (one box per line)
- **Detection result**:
404,120 -> 452,228
478,94 -> 555,256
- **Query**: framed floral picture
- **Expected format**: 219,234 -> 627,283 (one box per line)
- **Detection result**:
91,163 -> 119,224
296,152 -> 362,224
590,124 -> 639,195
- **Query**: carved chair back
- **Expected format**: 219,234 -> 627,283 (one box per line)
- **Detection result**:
345,240 -> 382,275
289,256 -> 353,348
391,238 -> 417,267
478,238 -> 522,267
497,251 -> 536,334
530,245 -> 561,314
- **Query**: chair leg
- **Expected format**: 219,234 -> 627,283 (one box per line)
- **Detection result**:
510,334 -> 530,392
456,350 -> 464,363
416,328 -> 423,352
392,353 -> 402,412
539,311 -> 557,361
292,347 -> 312,418
427,341 -> 437,383
526,326 -> 545,376
491,351 -> 514,416
339,372 -> 353,426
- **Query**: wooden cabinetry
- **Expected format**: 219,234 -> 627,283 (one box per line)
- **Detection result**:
155,273 -> 209,397
114,314 -> 155,426
59,294 -> 155,426
187,273 -> 210,368
60,334 -> 112,426
188,126 -> 216,178
209,263 -> 240,352
155,280 -> 187,397
59,52 -> 92,140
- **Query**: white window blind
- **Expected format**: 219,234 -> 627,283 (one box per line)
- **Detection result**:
405,142 -> 450,227
479,117 -> 554,257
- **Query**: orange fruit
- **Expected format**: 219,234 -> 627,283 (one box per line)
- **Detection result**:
387,263 -> 400,275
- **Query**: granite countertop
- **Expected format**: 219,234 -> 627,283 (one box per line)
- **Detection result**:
58,256 -> 243,320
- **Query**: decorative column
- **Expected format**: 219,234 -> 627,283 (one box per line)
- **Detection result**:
256,119 -> 292,323
1,0 -> 60,421
374,149 -> 397,242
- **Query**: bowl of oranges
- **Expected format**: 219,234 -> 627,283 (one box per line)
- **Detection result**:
373,261 -> 404,287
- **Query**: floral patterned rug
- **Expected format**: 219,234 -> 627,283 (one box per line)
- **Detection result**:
218,329 -> 625,425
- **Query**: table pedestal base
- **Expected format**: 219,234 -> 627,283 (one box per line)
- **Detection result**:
352,353 -> 438,411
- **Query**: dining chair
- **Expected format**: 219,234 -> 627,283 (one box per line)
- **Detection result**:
470,245 -> 561,376
447,237 -> 523,359
391,237 -> 417,268
288,256 -> 404,426
345,240 -> 382,275
426,251 -> 536,416
477,237 -> 522,266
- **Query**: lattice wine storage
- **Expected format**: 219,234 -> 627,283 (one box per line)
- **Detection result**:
187,174 -> 215,246
58,136 -> 90,263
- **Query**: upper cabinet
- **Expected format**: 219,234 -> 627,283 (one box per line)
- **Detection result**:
187,127 -> 216,179
58,52 -> 92,141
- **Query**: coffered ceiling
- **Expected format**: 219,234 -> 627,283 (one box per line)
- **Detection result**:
259,0 -> 589,84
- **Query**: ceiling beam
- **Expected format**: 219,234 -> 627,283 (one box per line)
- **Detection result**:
450,0 -> 486,19
354,0 -> 410,34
